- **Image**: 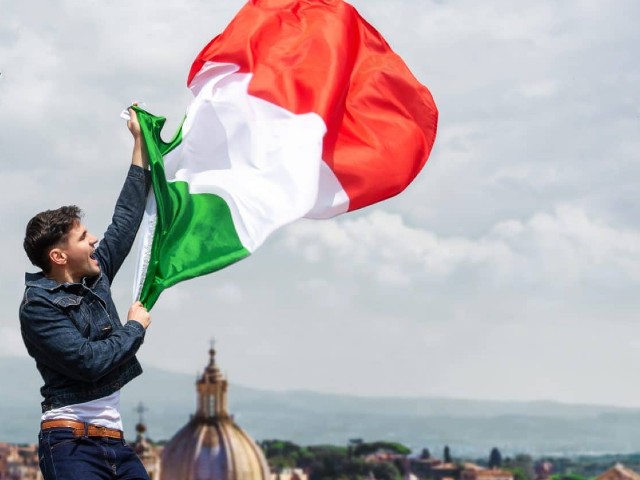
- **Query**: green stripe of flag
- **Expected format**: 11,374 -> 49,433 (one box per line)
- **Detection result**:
136,108 -> 250,309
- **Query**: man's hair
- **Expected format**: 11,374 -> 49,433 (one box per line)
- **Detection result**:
24,206 -> 83,273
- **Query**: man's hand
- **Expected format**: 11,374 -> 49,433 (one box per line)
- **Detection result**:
128,301 -> 151,330
127,107 -> 142,140
127,107 -> 149,169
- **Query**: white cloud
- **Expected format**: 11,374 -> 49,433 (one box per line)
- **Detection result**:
211,283 -> 244,304
284,205 -> 640,288
518,80 -> 560,98
296,278 -> 352,308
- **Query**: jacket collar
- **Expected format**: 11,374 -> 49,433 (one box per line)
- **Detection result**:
24,272 -> 100,291
24,272 -> 63,291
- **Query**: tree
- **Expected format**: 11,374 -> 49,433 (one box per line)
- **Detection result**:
444,445 -> 452,463
504,455 -> 534,480
507,467 -> 527,480
352,441 -> 411,457
371,462 -> 402,480
261,439 -> 303,459
261,439 -> 315,470
421,448 -> 431,460
489,447 -> 503,469
549,475 -> 587,480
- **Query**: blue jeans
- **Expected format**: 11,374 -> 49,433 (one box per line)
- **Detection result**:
38,428 -> 150,480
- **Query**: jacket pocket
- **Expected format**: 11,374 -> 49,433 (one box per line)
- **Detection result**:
54,295 -> 90,337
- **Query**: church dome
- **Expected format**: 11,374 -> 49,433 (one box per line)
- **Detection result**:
161,347 -> 270,480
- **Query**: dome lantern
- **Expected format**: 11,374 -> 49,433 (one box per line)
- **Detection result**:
196,344 -> 229,420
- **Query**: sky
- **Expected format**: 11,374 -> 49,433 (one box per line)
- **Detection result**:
1,0 -> 639,407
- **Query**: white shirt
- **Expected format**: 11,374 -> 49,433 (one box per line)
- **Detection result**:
41,390 -> 123,430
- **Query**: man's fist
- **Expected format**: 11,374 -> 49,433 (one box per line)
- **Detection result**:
127,107 -> 141,139
128,301 -> 151,329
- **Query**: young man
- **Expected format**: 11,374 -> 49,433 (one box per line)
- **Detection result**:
20,108 -> 153,480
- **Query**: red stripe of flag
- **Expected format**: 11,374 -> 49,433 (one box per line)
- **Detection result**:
188,0 -> 438,212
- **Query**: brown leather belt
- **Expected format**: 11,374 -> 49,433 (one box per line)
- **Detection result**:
41,419 -> 123,440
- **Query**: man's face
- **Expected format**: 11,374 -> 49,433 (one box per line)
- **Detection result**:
60,222 -> 100,282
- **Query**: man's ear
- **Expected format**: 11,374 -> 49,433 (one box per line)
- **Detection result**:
49,248 -> 67,267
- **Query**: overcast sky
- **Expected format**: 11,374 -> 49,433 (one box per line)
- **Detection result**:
1,0 -> 639,407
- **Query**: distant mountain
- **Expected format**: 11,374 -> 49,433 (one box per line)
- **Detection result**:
3,356 -> 640,457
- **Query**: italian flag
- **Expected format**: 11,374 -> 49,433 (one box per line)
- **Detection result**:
134,0 -> 438,309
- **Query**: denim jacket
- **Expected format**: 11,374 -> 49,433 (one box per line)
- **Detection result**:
19,165 -> 151,412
